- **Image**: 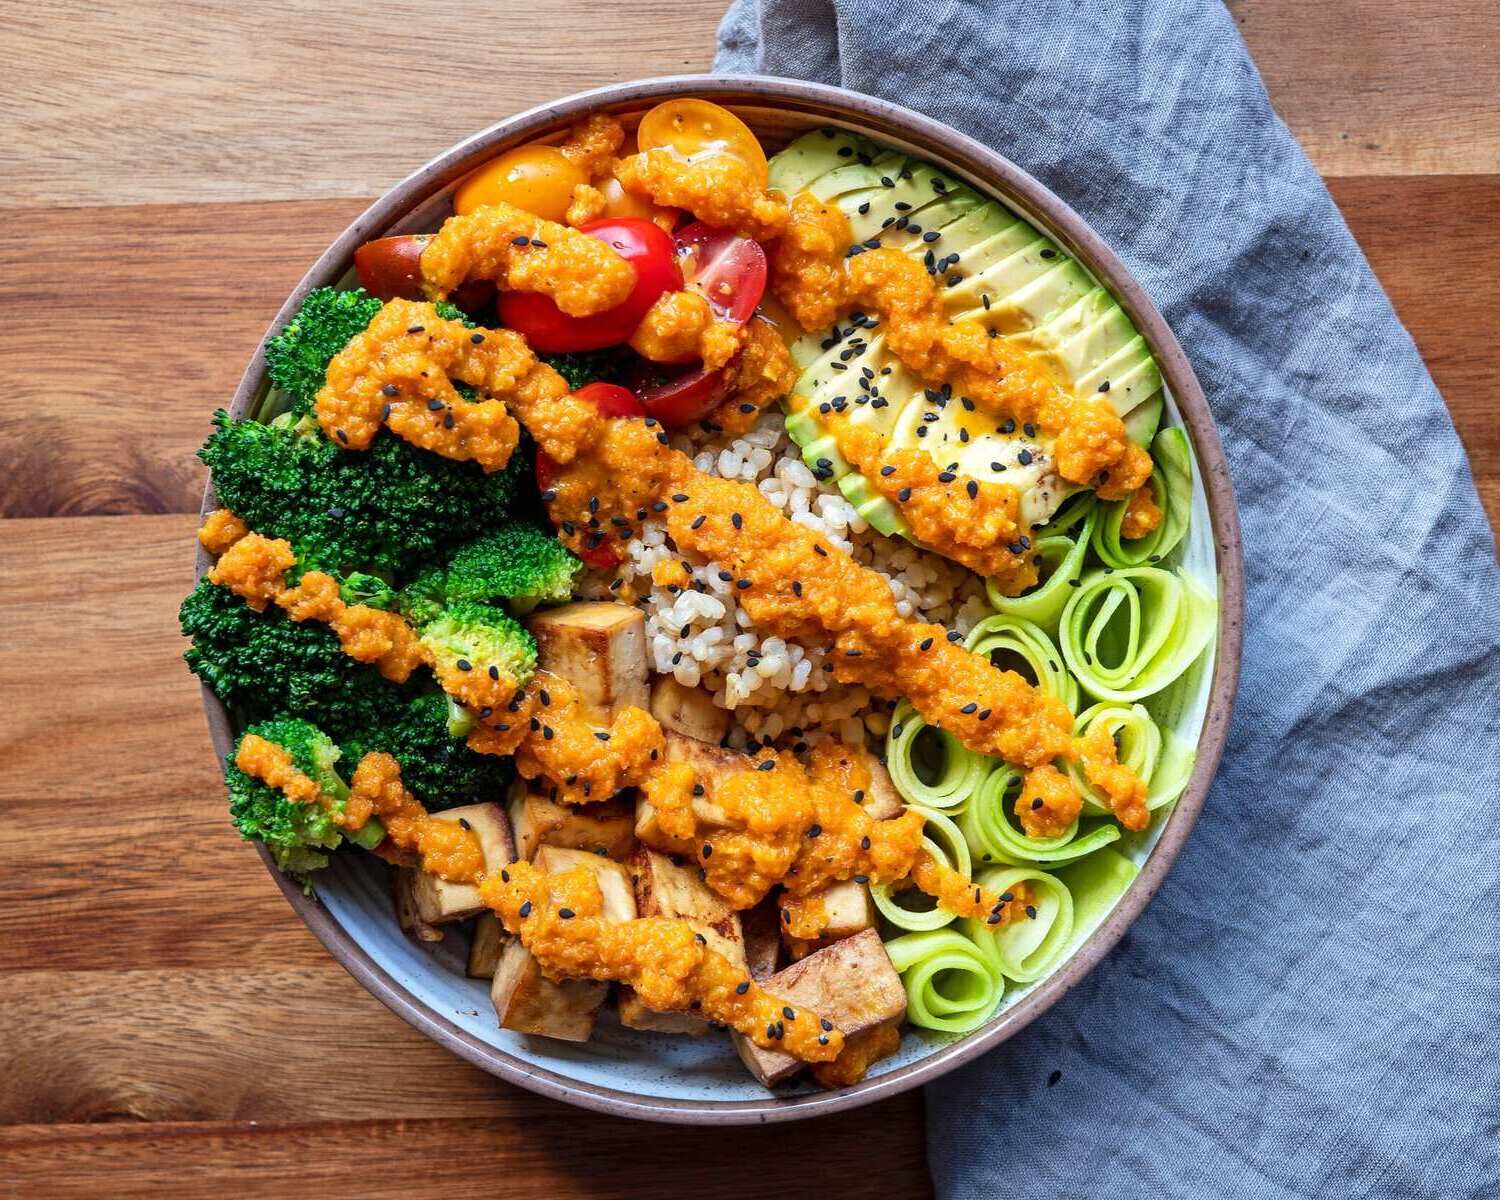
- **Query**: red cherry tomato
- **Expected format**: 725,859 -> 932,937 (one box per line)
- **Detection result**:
354,235 -> 494,312
674,222 -> 768,323
499,218 -> 682,353
636,364 -> 731,428
534,381 -> 646,569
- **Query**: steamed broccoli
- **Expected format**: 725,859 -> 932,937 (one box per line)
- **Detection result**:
340,572 -> 398,611
227,716 -> 384,873
198,410 -> 529,578
264,286 -> 475,411
342,693 -> 513,812
417,600 -> 537,692
399,524 -> 580,618
181,578 -> 408,737
265,288 -> 384,409
539,347 -> 626,392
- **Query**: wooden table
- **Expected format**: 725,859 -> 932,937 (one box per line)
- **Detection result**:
2,3 -> 1494,1195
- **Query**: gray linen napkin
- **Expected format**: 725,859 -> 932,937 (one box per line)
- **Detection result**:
716,2 -> 1500,1195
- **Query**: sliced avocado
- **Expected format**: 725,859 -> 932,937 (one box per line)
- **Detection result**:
765,134 -> 1167,573
768,129 -> 880,195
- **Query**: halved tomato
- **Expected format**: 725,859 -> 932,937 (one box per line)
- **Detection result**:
453,144 -> 587,222
535,381 -> 646,568
675,222 -> 767,324
499,218 -> 682,353
637,98 -> 767,182
631,362 -> 730,428
354,235 -> 494,312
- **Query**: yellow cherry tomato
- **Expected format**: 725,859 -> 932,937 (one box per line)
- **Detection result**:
636,98 -> 768,182
453,144 -> 588,221
596,175 -> 677,229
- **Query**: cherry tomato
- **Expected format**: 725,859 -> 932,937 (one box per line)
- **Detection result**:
454,144 -> 588,222
353,235 -> 494,312
535,381 -> 646,568
634,363 -> 730,428
499,218 -> 682,353
675,222 -> 768,323
637,98 -> 767,182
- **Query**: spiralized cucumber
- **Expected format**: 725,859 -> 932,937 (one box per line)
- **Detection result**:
1059,566 -> 1216,701
1092,429 -> 1194,568
885,700 -> 989,811
984,500 -> 1098,632
883,929 -> 1005,1033
958,763 -> 1122,867
961,866 -> 1075,983
871,807 -> 971,932
965,613 -> 1079,712
1066,700 -> 1195,817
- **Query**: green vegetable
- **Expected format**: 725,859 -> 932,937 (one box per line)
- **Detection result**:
340,572 -> 398,611
180,579 -> 407,738
342,693 -> 513,812
540,348 -> 624,392
414,524 -> 581,615
264,286 -> 474,411
198,410 -> 529,578
226,716 -> 384,874
417,600 -> 537,692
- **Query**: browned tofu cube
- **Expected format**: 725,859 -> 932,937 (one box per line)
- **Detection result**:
526,602 -> 648,721
491,939 -> 604,1042
796,879 -> 876,942
820,742 -> 904,820
649,674 -> 729,744
508,779 -> 637,862
410,803 -> 516,926
618,848 -> 746,1033
532,845 -> 638,920
467,911 -> 507,979
392,868 -> 443,943
616,990 -> 710,1036
733,929 -> 907,1087
633,732 -> 745,853
740,901 -> 783,980
490,846 -> 638,1041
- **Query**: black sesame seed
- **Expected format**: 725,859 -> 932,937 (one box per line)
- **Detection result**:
961,702 -> 977,714
558,908 -> 575,919
519,901 -> 533,917
691,514 -> 706,530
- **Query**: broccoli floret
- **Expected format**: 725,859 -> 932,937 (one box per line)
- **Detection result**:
199,411 -> 529,578
226,716 -> 383,873
264,286 -> 479,413
265,287 -> 384,410
408,524 -> 581,615
417,600 -> 537,691
181,578 -> 407,737
343,693 -> 512,812
340,572 -> 398,610
540,348 -> 625,391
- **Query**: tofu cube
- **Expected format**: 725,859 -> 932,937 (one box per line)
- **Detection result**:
821,742 -> 904,820
490,845 -> 638,1041
733,929 -> 907,1087
491,939 -> 604,1042
410,802 -> 516,926
797,879 -> 876,942
739,900 -> 783,980
508,779 -> 637,861
392,868 -> 444,943
526,602 -> 648,721
649,674 -> 729,744
467,911 -> 507,979
633,733 -> 745,853
618,848 -> 746,1033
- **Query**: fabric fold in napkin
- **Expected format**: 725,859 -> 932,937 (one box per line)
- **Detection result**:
716,2 -> 1500,1196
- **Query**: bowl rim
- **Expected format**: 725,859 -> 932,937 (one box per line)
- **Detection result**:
196,71 -> 1244,1125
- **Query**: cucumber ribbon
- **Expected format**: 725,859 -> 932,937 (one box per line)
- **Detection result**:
984,496 -> 1098,632
1092,428 -> 1193,569
964,612 -> 1078,712
871,807 -> 971,932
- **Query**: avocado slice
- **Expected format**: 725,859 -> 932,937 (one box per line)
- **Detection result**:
767,129 -> 880,195
768,134 -> 1166,567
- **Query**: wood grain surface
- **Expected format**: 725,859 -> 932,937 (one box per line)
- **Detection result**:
2,2 -> 1495,1196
